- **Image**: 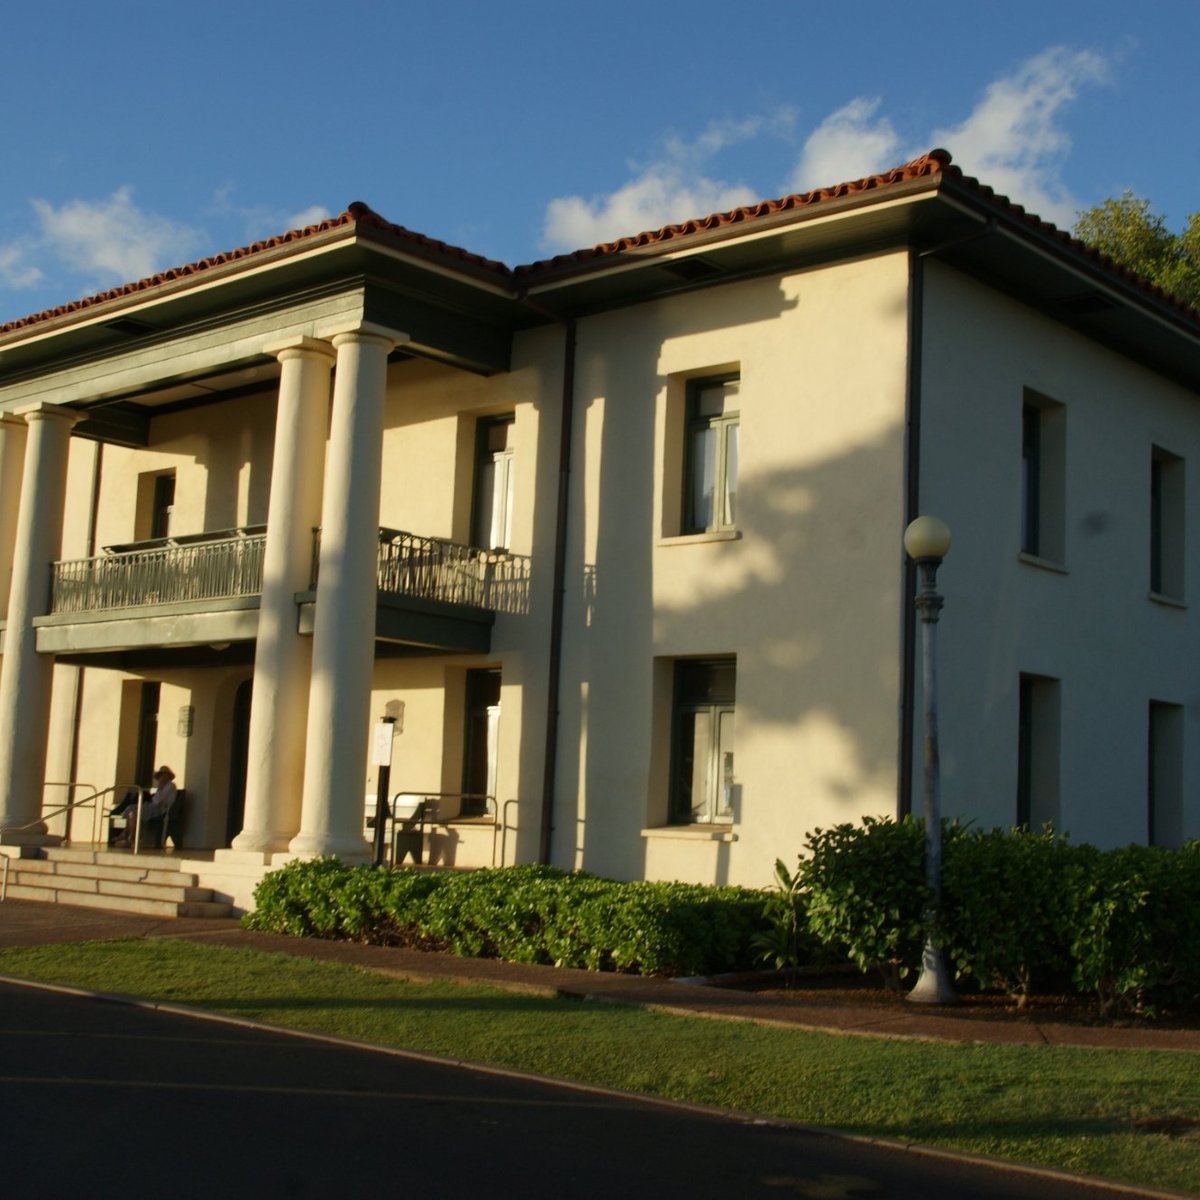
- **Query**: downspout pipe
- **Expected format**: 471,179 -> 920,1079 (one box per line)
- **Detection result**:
536,317 -> 576,864
897,252 -> 923,818
513,291 -> 577,866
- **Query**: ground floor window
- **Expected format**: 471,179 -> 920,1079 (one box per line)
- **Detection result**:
1016,673 -> 1060,829
670,658 -> 736,824
1148,700 -> 1184,847
461,668 -> 500,816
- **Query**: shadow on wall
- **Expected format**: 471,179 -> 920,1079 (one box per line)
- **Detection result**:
549,279 -> 924,881
643,426 -> 909,880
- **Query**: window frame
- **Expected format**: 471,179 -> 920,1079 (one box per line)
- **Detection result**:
1019,391 -> 1065,565
471,414 -> 515,552
1150,445 -> 1184,600
1016,672 -> 1060,830
682,376 -> 740,535
669,657 -> 737,825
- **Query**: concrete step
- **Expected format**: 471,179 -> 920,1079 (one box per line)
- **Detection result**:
16,855 -> 200,889
2,881 -> 232,919
4,851 -> 233,918
8,865 -> 214,905
46,847 -> 181,868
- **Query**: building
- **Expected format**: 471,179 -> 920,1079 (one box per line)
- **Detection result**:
1,149 -> 1198,911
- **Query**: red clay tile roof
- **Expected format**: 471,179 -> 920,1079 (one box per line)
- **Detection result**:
0,203 -> 511,337
515,149 -> 1200,331
1,151 -> 1197,338
513,148 -> 953,276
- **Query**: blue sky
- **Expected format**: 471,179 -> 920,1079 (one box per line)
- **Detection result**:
2,1 -> 1196,325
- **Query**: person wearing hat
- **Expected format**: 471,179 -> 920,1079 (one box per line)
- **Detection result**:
112,766 -> 177,848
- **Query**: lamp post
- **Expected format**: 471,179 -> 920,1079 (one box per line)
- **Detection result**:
904,515 -> 958,1005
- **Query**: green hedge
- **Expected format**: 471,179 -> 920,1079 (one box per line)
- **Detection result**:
798,818 -> 1200,1014
243,861 -> 772,978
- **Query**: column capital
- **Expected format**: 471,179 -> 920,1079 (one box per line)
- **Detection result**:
315,320 -> 410,352
0,411 -> 25,428
13,401 -> 82,427
263,335 -> 337,364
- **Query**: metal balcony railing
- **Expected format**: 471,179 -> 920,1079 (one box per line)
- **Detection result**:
50,528 -> 267,615
48,525 -> 530,618
312,527 -> 532,615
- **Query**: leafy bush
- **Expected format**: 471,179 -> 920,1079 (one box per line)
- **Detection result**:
793,818 -> 1200,1014
800,816 -> 933,987
1063,842 -> 1200,1015
941,826 -> 1073,1003
244,860 -> 772,977
751,858 -> 822,972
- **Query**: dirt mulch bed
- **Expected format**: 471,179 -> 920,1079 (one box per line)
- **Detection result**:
716,968 -> 1200,1032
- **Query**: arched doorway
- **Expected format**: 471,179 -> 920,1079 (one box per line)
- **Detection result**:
225,679 -> 252,846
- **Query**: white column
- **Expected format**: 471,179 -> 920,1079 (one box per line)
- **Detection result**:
0,403 -> 81,843
0,414 -> 28,619
290,326 -> 403,859
232,338 -> 335,853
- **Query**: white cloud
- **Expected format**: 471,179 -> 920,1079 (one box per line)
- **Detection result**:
929,47 -> 1109,227
284,205 -> 332,230
539,119 -> 775,253
0,243 -> 44,289
32,187 -> 201,286
209,185 -> 332,243
542,46 -> 1110,255
787,97 -> 900,194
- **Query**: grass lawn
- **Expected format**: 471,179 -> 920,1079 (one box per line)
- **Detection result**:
1,939 -> 1198,1194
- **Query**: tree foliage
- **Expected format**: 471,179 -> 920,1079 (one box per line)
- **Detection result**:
1074,193 -> 1200,309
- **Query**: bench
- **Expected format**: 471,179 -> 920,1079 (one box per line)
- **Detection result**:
391,796 -> 429,866
108,790 -> 186,849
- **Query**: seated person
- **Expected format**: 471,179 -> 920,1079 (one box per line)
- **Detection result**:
111,766 -> 178,848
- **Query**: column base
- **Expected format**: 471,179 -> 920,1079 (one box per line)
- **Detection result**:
0,830 -> 62,848
286,832 -> 373,863
230,829 -> 294,856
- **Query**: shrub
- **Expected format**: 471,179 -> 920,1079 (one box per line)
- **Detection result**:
792,817 -> 1200,1015
800,816 -> 933,987
751,858 -> 822,972
1063,842 -> 1200,1015
244,861 -> 772,977
941,826 -> 1073,1003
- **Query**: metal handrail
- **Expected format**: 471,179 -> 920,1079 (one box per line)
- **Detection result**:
0,782 -> 142,898
2,781 -> 102,845
50,532 -> 266,614
311,527 -> 532,615
499,798 -> 519,869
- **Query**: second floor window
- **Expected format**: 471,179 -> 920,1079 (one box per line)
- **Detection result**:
684,377 -> 739,533
1019,391 -> 1065,563
472,415 -> 515,551
1150,446 -> 1184,599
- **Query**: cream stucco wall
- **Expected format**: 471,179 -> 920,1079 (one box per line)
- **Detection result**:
920,261 -> 1200,846
552,252 -> 912,887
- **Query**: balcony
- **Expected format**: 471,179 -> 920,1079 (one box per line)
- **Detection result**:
34,526 -> 530,664
50,526 -> 267,615
313,527 -> 531,616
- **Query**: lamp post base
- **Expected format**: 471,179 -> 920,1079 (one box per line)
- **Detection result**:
907,938 -> 958,1005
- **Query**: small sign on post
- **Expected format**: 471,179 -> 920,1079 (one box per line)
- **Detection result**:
371,706 -> 402,867
371,720 -> 395,767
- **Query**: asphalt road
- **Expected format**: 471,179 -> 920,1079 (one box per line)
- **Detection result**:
0,981 -> 1153,1200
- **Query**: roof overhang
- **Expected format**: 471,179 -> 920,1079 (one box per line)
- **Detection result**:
2,160 -> 1198,407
